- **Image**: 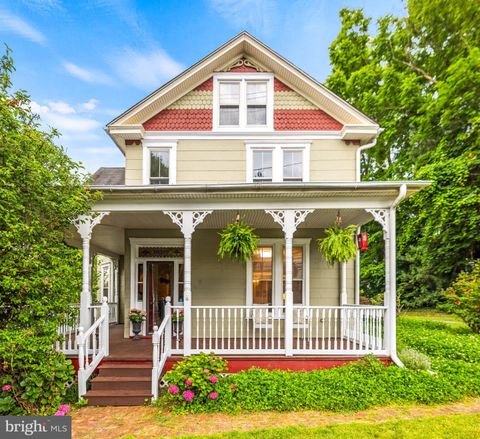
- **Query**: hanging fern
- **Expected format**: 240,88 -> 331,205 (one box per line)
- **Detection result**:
317,225 -> 358,265
218,219 -> 259,263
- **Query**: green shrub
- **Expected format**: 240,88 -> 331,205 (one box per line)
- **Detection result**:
440,260 -> 480,333
161,352 -> 230,411
0,329 -> 74,415
398,348 -> 431,371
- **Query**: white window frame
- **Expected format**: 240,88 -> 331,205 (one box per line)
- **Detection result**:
213,73 -> 274,132
99,262 -> 113,302
142,140 -> 177,185
246,143 -> 310,183
246,238 -> 310,309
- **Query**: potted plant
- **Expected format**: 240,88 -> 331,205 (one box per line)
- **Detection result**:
317,224 -> 358,265
172,309 -> 184,337
218,218 -> 259,263
129,309 -> 146,340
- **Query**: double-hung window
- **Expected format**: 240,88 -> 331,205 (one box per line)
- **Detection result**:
143,141 -> 177,185
149,150 -> 170,185
248,239 -> 310,307
247,143 -> 309,183
214,73 -> 273,130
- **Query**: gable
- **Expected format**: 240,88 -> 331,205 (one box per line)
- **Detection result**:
143,76 -> 343,131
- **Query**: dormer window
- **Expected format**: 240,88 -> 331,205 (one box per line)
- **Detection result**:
213,73 -> 273,131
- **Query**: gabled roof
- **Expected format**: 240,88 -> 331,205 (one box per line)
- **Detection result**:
106,32 -> 379,150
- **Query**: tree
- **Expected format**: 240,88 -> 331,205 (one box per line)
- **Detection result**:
327,1 -> 480,306
0,48 -> 99,414
0,48 -> 98,332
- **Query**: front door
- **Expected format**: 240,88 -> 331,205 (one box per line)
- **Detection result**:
146,261 -> 174,333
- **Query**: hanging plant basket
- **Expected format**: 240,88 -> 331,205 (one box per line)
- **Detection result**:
317,224 -> 358,265
218,219 -> 259,263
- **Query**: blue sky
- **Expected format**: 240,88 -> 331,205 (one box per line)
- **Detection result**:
0,0 -> 405,172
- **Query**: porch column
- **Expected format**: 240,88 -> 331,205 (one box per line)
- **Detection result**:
354,226 -> 361,304
366,209 -> 392,352
266,210 -> 313,356
163,210 -> 212,356
73,212 -> 109,330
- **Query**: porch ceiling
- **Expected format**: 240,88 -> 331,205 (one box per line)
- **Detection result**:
67,208 -> 373,256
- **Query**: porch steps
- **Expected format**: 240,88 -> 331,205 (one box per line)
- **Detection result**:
85,361 -> 152,406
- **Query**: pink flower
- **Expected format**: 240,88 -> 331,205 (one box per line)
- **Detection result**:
59,404 -> 70,413
209,375 -> 218,383
185,379 -> 193,386
53,410 -> 65,416
168,385 -> 179,395
183,389 -> 195,402
209,391 -> 218,400
2,385 -> 11,391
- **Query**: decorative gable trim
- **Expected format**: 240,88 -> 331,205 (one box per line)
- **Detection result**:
224,57 -> 266,72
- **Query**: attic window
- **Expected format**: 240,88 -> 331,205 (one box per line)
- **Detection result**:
213,73 -> 273,131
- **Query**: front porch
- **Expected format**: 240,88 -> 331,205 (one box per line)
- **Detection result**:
60,182 -> 421,401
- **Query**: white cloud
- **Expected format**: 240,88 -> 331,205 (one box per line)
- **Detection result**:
48,100 -> 75,114
63,62 -> 113,85
111,47 -> 184,90
0,9 -> 46,44
30,100 -> 101,133
208,0 -> 276,33
78,98 -> 99,112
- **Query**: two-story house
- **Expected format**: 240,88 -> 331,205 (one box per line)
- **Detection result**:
61,33 -> 428,405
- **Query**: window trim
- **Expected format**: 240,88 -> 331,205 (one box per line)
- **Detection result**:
212,73 -> 274,132
246,238 -> 310,308
142,140 -> 177,185
245,143 -> 310,183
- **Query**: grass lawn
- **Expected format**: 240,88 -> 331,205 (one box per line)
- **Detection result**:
192,413 -> 480,438
72,311 -> 480,439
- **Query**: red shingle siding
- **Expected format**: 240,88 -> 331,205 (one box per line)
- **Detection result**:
274,79 -> 292,92
274,109 -> 343,130
143,109 -> 212,131
194,78 -> 213,91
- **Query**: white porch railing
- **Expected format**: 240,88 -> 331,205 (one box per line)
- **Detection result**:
293,305 -> 386,354
77,298 -> 110,397
151,303 -> 172,400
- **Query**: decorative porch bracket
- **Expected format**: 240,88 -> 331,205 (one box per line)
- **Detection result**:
366,208 -> 393,353
266,210 -> 313,356
163,210 -> 212,355
73,212 -> 110,330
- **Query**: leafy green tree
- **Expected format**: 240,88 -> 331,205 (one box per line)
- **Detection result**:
327,1 -> 480,307
0,48 -> 98,414
0,48 -> 98,332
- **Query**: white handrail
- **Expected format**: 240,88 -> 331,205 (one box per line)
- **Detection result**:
151,297 -> 172,401
77,298 -> 110,397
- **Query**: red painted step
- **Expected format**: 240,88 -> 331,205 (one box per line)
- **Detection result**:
84,361 -> 152,406
85,390 -> 151,407
90,375 -> 151,391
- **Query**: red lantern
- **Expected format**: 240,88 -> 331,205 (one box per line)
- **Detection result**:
357,232 -> 368,251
